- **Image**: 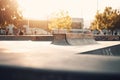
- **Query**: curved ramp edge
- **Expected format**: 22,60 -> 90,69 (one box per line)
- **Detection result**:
52,34 -> 69,45
80,44 -> 120,56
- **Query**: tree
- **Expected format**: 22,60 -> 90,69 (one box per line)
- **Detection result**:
112,10 -> 120,30
90,7 -> 120,31
48,10 -> 72,33
0,0 -> 22,27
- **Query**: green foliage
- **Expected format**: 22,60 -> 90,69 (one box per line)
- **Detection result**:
90,7 -> 120,31
0,0 -> 22,27
48,10 -> 72,32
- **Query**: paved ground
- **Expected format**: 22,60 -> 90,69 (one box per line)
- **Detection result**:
0,41 -> 120,73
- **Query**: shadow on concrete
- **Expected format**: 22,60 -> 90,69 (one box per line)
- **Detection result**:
0,65 -> 120,80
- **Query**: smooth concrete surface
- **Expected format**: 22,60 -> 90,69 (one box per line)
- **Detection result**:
0,41 -> 120,80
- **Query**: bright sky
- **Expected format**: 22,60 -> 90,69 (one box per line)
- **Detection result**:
17,0 -> 120,27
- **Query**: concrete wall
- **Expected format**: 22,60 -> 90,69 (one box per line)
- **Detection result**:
0,35 -> 53,41
0,35 -> 119,41
94,35 -> 120,41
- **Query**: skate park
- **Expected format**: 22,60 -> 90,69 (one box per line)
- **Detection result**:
0,34 -> 120,80
1,0 -> 120,79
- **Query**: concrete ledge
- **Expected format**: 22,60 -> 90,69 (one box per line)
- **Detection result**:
94,35 -> 120,41
66,33 -> 94,39
0,35 -> 53,41
0,35 -> 120,41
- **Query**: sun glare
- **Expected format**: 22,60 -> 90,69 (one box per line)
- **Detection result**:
17,0 -> 74,20
17,0 -> 93,20
17,0 -> 84,20
17,0 -> 120,21
17,0 -> 51,20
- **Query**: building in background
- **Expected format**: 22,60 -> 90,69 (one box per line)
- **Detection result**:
17,18 -> 84,34
72,18 -> 84,29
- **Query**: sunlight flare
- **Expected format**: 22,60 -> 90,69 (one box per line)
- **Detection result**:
17,0 -> 120,21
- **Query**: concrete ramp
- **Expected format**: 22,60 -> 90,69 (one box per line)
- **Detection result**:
52,34 -> 69,45
80,44 -> 120,56
52,33 -> 97,45
66,33 -> 97,45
